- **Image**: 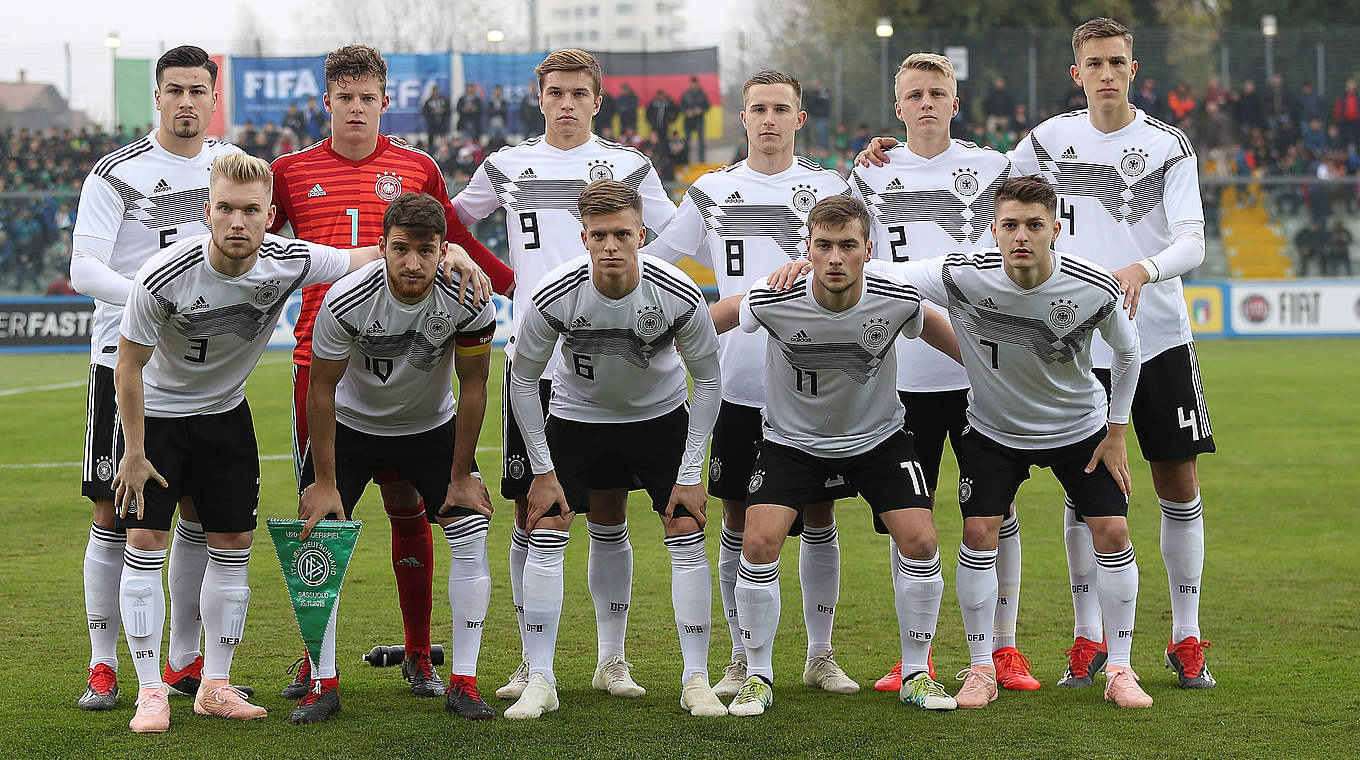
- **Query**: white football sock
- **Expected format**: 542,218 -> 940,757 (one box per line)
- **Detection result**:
665,531 -> 712,683
993,512 -> 1022,651
894,551 -> 943,676
166,518 -> 207,670
587,520 -> 632,662
523,530 -> 568,685
85,523 -> 125,669
201,546 -> 250,681
445,516 -> 491,677
1160,492 -> 1205,642
799,521 -> 840,658
120,546 -> 166,689
718,523 -> 744,660
1064,502 -> 1103,641
509,524 -> 529,660
735,556 -> 780,682
310,603 -> 339,680
1095,544 -> 1139,669
956,544 -> 999,667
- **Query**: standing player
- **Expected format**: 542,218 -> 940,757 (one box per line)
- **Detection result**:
269,44 -> 511,702
452,49 -> 677,699
850,53 -> 1039,693
718,196 -> 960,716
643,69 -> 859,698
295,193 -> 498,723
505,180 -> 724,719
1007,18 -> 1216,690
112,153 -> 381,732
866,175 -> 1152,709
69,45 -> 243,710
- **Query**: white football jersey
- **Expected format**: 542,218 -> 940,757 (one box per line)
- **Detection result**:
885,250 -> 1140,450
739,272 -> 924,458
851,140 -> 1010,392
453,133 -> 677,376
1009,109 -> 1202,364
515,254 -> 719,424
72,131 -> 243,367
646,157 -> 850,406
311,259 -> 496,436
122,233 -> 349,417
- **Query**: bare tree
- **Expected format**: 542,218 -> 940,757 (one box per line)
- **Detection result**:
292,0 -> 526,53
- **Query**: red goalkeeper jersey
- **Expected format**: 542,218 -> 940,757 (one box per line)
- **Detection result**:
269,135 -> 514,366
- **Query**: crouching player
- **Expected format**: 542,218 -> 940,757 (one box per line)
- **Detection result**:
295,192 -> 499,723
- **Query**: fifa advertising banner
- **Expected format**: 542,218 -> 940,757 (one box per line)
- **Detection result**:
231,54 -> 451,134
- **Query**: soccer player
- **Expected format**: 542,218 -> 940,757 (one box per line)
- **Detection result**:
504,179 -> 723,719
452,49 -> 677,700
716,195 -> 961,717
849,53 -> 1039,693
1007,18 -> 1216,690
295,192 -> 498,723
111,153 -> 385,732
643,69 -> 858,698
867,175 -> 1152,709
269,44 -> 511,701
69,45 -> 243,710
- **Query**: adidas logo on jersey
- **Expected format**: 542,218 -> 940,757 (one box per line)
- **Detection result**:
979,297 -> 998,309
790,329 -> 812,343
153,179 -> 172,194
367,320 -> 385,334
885,178 -> 905,191
517,168 -> 538,180
724,191 -> 744,204
1060,146 -> 1078,159
187,296 -> 210,311
307,184 -> 327,197
568,316 -> 592,330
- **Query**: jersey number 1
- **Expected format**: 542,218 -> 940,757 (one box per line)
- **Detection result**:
345,208 -> 360,246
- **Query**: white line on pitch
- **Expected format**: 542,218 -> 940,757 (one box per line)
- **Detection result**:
2,447 -> 501,469
0,380 -> 85,397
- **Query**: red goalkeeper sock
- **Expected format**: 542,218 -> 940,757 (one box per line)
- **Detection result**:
387,502 -> 433,655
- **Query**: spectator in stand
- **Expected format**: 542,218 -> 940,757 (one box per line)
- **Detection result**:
832,121 -> 851,154
851,123 -> 871,155
239,121 -> 260,157
1133,78 -> 1160,118
1236,79 -> 1266,134
983,76 -> 1014,135
486,85 -> 509,145
1167,81 -> 1196,124
645,88 -> 678,139
305,96 -> 327,142
1327,220 -> 1354,275
1204,76 -> 1229,109
596,86 -> 616,136
1294,219 -> 1327,276
1296,81 -> 1324,125
1334,80 -> 1360,152
282,103 -> 308,145
519,81 -> 544,138
1010,102 -> 1031,138
616,82 -> 639,133
679,76 -> 710,163
1303,117 -> 1328,157
1266,73 -> 1295,130
262,122 -> 280,155
9,208 -> 43,290
423,84 -> 451,148
457,83 -> 484,142
804,80 -> 832,151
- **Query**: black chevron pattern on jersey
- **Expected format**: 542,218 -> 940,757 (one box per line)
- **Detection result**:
104,173 -> 210,230
346,328 -> 450,373
853,164 -> 1010,245
689,187 -> 808,261
776,338 -> 893,385
485,162 -> 653,222
1028,135 -> 1188,226
941,263 -> 1111,365
155,255 -> 310,342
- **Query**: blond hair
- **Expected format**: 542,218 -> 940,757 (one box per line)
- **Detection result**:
1072,17 -> 1133,58
577,179 -> 642,220
209,153 -> 273,195
742,69 -> 801,107
535,49 -> 602,96
896,52 -> 957,93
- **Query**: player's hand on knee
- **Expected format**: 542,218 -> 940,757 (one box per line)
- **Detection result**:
665,483 -> 708,529
441,242 -> 493,305
526,471 -> 570,530
1087,424 -> 1132,496
298,483 -> 343,540
1112,263 -> 1150,318
768,260 -> 813,290
856,136 -> 899,168
442,473 -> 493,518
113,453 -> 165,520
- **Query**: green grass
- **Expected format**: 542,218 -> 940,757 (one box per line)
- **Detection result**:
1,341 -> 1358,759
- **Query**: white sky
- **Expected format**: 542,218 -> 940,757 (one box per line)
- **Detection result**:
1,0 -> 732,126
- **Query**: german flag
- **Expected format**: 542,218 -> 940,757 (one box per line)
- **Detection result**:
590,47 -> 721,141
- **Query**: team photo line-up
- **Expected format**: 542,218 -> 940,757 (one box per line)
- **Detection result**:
69,15 -> 1215,732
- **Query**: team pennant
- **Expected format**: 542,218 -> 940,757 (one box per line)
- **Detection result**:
267,519 -> 361,667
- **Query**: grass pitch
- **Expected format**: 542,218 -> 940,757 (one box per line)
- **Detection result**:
1,340 -> 1357,759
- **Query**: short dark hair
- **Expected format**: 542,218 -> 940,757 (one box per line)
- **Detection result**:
1072,17 -> 1134,58
325,44 -> 387,90
994,175 -> 1058,218
535,49 -> 603,97
807,195 -> 871,241
742,69 -> 801,107
383,193 -> 446,241
156,46 -> 217,88
578,179 -> 642,220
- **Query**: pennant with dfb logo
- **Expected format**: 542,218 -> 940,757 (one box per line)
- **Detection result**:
268,519 -> 361,666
